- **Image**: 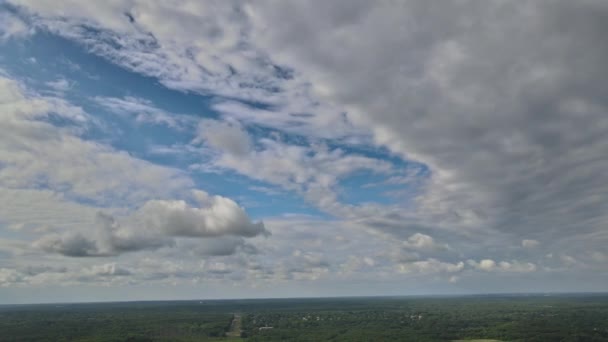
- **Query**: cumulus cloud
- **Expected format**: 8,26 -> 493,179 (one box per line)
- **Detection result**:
475,259 -> 497,272
468,259 -> 537,273
403,233 -> 449,252
135,190 -> 267,238
33,190 -> 267,257
0,75 -> 265,261
33,232 -> 102,257
397,259 -> 464,274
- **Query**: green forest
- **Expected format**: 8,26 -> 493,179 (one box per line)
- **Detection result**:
1,294 -> 607,341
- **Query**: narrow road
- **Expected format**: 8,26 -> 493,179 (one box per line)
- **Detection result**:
226,313 -> 242,337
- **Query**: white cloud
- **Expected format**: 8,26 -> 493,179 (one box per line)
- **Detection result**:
0,188 -> 101,234
590,251 -> 607,263
210,98 -> 361,140
0,268 -> 23,287
560,255 -> 578,267
10,0 -> 362,143
403,233 -> 449,252
134,190 -> 267,238
95,96 -> 195,129
0,263 -> 133,287
33,190 -> 267,257
497,261 -> 537,273
0,12 -> 30,40
84,263 -> 132,277
33,232 -> 103,257
185,236 -> 256,257
522,239 -> 540,248
397,259 -> 464,274
0,75 -> 193,206
468,259 -> 537,273
477,259 -> 497,271
10,0 -> 282,102
339,256 -> 376,275
193,119 -> 394,214
194,119 -> 251,157
3,1 -> 608,294
0,73 -> 265,268
242,1 -> 608,245
276,250 -> 331,281
45,78 -> 72,93
12,1 -> 608,249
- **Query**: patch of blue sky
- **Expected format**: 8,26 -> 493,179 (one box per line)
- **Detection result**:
1,31 -> 214,156
2,32 -> 216,115
337,162 -> 430,207
248,124 -> 309,146
189,169 -> 328,220
336,170 -> 396,206
0,223 -> 24,241
1,28 -> 426,219
328,139 -> 424,170
246,123 -> 429,182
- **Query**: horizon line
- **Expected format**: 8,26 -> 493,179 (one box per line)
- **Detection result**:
3,291 -> 608,307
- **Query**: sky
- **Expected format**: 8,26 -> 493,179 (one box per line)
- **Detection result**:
1,1 -> 608,304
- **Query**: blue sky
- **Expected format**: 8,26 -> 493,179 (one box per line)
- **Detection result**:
1,1 -> 608,303
1,28 -> 409,217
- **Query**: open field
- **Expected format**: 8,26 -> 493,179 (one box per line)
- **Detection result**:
1,294 -> 608,341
